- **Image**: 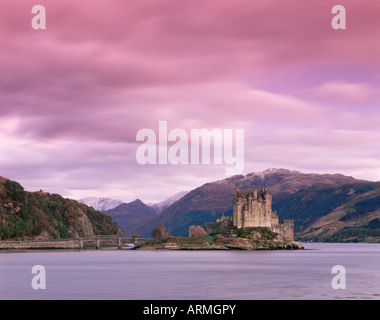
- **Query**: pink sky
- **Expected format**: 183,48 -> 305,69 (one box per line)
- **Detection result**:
1,0 -> 380,202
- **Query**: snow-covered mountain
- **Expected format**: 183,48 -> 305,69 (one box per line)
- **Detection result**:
148,191 -> 189,214
79,191 -> 189,214
78,197 -> 125,212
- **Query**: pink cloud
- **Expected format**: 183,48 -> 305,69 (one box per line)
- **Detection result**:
300,81 -> 378,102
1,0 -> 380,201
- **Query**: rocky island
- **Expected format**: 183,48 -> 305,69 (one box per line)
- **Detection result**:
136,227 -> 303,250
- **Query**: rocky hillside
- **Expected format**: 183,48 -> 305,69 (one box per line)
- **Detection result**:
0,177 -> 121,240
129,169 -> 379,242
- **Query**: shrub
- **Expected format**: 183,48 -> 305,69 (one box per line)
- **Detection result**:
189,225 -> 207,238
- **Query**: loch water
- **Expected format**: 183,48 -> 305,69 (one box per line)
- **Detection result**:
0,243 -> 379,300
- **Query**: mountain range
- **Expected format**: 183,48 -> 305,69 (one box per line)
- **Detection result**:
2,169 -> 379,243
79,191 -> 189,237
110,169 -> 379,242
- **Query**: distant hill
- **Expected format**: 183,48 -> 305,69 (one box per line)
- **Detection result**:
129,169 -> 379,242
103,192 -> 189,237
105,199 -> 158,237
79,197 -> 125,212
274,182 -> 380,242
129,179 -> 237,237
0,177 -> 121,240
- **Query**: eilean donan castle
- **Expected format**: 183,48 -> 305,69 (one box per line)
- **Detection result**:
204,188 -> 294,241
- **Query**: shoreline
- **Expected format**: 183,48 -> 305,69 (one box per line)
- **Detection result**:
1,242 -> 379,253
0,239 -> 304,251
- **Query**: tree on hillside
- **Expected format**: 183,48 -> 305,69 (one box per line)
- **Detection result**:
152,223 -> 166,243
189,225 -> 207,238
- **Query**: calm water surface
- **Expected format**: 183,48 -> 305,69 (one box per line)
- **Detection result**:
0,243 -> 379,300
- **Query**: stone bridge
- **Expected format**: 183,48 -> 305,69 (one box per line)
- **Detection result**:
84,236 -> 152,250
0,236 -> 152,250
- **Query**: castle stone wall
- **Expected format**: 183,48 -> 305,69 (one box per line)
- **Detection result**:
271,220 -> 294,241
204,221 -> 230,235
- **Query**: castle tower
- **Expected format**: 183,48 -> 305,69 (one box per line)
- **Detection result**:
233,188 -> 273,229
